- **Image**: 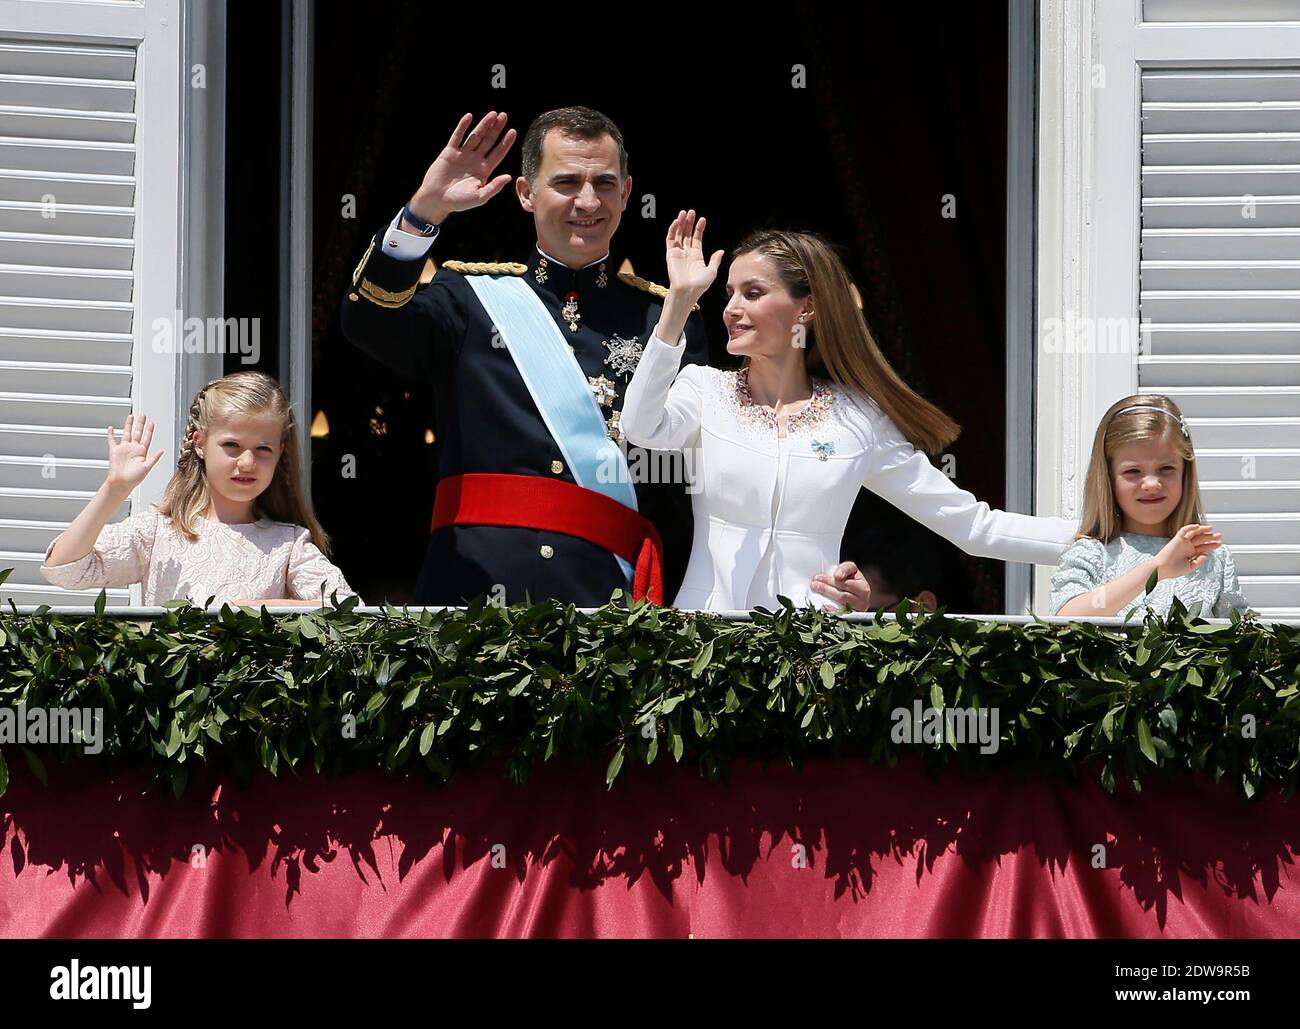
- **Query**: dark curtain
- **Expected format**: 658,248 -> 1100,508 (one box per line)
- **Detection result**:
301,2 -> 1011,608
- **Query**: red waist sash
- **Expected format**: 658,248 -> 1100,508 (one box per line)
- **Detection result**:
429,473 -> 663,604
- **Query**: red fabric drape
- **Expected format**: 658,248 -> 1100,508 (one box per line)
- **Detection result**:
2,757 -> 1297,938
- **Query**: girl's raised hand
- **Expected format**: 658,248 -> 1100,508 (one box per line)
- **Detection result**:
1156,523 -> 1222,580
665,209 -> 724,299
105,414 -> 164,492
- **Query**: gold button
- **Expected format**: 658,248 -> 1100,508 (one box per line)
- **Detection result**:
539,545 -> 555,559
347,292 -> 359,301
550,460 -> 564,474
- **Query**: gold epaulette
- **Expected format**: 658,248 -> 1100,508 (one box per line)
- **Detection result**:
617,270 -> 700,311
441,260 -> 528,276
349,239 -> 418,309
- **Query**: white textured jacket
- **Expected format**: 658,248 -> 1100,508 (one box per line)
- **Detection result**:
621,333 -> 1080,611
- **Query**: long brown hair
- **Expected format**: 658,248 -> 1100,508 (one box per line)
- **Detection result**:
731,229 -> 960,453
1076,393 -> 1204,543
156,371 -> 331,552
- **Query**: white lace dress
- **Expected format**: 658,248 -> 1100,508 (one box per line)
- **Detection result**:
621,333 -> 1080,611
40,507 -> 357,605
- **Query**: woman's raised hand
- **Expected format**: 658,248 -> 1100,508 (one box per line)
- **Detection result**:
1155,523 -> 1222,580
105,414 -> 164,493
408,112 -> 518,225
665,210 -> 724,300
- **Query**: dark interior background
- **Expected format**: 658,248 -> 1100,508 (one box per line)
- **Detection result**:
226,0 -> 1013,611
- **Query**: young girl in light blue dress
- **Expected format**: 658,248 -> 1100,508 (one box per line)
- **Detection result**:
1050,395 -> 1249,619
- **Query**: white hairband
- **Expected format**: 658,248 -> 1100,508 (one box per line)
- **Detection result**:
1115,404 -> 1190,440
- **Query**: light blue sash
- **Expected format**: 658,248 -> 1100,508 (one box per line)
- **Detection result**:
465,274 -> 636,585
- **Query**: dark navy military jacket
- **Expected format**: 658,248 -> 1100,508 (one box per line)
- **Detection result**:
340,224 -> 709,606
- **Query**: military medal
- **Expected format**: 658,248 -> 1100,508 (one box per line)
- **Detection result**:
596,261 -> 608,288
535,257 -> 548,285
562,291 -> 581,333
588,374 -> 617,408
607,408 -> 624,443
603,333 -> 643,376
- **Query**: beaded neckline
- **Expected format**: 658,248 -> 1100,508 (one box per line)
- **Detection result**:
723,367 -> 835,437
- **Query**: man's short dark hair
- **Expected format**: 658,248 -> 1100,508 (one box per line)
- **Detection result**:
842,510 -> 975,612
521,106 -> 629,186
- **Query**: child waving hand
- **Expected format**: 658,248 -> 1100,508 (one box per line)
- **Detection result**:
42,372 -> 357,608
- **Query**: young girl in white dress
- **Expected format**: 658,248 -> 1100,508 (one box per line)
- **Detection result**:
621,212 -> 1080,612
1050,395 -> 1249,619
41,371 -> 356,607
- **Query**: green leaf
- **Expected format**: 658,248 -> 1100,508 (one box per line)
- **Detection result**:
419,722 -> 436,756
164,719 -> 184,758
94,588 -> 106,618
691,640 -> 714,678
605,746 -> 625,786
1136,717 -> 1157,764
1144,569 -> 1159,595
819,662 -> 835,690
1158,706 -> 1179,734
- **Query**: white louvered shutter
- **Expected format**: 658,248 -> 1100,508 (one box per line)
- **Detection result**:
0,36 -> 136,608
1139,67 -> 1300,619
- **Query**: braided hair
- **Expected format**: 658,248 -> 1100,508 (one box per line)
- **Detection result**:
156,371 -> 332,553
177,379 -> 220,469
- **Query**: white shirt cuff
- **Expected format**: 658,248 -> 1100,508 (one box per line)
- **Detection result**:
380,208 -> 439,260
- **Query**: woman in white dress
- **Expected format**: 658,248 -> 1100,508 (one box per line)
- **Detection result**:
621,212 -> 1080,612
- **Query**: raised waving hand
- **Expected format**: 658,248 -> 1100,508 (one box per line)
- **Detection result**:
664,209 -> 724,300
407,112 -> 518,225
105,414 -> 164,491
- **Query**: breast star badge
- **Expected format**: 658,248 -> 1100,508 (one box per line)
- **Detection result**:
603,334 -> 643,377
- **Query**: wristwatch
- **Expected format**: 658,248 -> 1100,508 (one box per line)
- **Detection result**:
400,204 -> 439,236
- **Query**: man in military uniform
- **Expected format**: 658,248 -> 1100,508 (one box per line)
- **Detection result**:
341,107 -> 709,606
342,106 -> 875,611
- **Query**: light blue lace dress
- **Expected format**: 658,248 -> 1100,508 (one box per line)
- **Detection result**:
1050,533 -> 1250,618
